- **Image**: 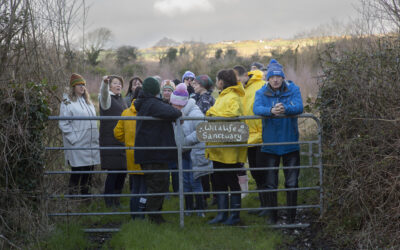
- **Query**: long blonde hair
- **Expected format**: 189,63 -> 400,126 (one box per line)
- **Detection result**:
68,85 -> 92,105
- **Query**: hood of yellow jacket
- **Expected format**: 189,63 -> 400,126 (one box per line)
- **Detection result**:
246,70 -> 264,87
129,99 -> 137,113
220,81 -> 245,98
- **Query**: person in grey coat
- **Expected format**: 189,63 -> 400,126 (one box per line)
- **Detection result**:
59,73 -> 100,195
171,83 -> 213,217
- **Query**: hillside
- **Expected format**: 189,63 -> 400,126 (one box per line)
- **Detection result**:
139,36 -> 341,61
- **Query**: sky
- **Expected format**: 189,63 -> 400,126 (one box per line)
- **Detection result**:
83,0 -> 361,49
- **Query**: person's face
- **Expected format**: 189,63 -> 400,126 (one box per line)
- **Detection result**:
251,66 -> 258,71
131,79 -> 142,92
183,77 -> 194,87
239,74 -> 249,84
216,78 -> 224,91
74,84 -> 85,96
269,75 -> 283,90
193,81 -> 206,94
110,78 -> 122,95
162,88 -> 173,100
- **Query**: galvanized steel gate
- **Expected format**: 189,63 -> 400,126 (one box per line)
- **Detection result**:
46,114 -> 322,232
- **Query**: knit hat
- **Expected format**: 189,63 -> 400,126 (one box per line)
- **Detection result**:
251,62 -> 264,70
170,83 -> 189,106
70,73 -> 86,87
161,80 -> 176,92
182,71 -> 195,82
142,77 -> 160,96
194,75 -> 214,90
266,59 -> 285,80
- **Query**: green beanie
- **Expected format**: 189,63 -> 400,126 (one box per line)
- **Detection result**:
142,77 -> 160,96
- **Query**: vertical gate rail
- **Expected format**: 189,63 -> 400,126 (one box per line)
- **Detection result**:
46,114 -> 322,231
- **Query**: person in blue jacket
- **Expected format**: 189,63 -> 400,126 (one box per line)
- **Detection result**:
253,59 -> 303,224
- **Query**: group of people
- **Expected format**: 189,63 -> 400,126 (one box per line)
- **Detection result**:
58,58 -> 303,225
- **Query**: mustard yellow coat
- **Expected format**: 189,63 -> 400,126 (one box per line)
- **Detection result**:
113,101 -> 142,175
243,70 -> 265,145
205,83 -> 247,164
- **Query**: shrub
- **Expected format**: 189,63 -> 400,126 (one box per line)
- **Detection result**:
315,36 -> 400,248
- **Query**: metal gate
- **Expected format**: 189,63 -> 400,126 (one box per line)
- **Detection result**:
46,114 -> 322,232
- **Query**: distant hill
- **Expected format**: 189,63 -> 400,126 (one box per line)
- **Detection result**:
153,37 -> 181,47
140,36 -> 341,61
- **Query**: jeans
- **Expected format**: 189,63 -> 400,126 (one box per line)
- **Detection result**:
104,171 -> 126,207
183,151 -> 203,193
129,175 -> 147,219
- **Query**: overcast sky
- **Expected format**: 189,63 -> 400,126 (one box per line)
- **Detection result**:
83,0 -> 361,49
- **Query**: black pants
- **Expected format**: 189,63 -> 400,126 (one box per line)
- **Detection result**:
69,165 -> 94,195
248,146 -> 264,188
141,163 -> 169,214
104,171 -> 126,196
212,161 -> 241,192
257,150 -> 300,190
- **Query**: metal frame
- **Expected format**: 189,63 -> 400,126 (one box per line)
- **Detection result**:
46,114 -> 322,231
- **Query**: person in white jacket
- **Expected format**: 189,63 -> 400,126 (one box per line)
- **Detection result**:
59,73 -> 100,195
171,83 -> 213,217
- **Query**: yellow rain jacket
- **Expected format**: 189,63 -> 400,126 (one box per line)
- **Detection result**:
205,83 -> 247,164
243,70 -> 265,145
113,101 -> 142,175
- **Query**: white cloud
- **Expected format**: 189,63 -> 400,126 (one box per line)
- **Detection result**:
154,0 -> 214,16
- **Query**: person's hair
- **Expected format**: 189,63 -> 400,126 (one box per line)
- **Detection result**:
132,86 -> 142,100
109,75 -> 124,87
126,76 -> 143,95
69,85 -> 92,105
233,65 -> 246,76
172,79 -> 180,85
217,69 -> 238,89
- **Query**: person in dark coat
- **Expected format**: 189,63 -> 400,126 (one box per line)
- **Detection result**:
99,75 -> 128,208
134,77 -> 182,224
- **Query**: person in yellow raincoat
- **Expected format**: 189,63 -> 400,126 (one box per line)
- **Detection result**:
114,87 -> 146,220
235,66 -> 267,215
206,69 -> 247,226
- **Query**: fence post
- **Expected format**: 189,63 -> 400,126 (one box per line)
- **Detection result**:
176,117 -> 185,228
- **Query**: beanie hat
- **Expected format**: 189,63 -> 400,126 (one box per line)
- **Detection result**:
182,71 -> 195,82
142,77 -> 160,96
195,75 -> 214,90
170,83 -> 189,106
161,80 -> 176,92
266,59 -> 285,80
70,73 -> 86,87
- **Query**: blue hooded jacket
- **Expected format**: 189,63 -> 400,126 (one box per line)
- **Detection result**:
253,80 -> 303,155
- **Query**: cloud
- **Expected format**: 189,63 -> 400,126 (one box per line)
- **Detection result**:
154,0 -> 214,16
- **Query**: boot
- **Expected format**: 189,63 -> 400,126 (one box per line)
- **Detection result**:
185,195 -> 194,216
195,195 -> 205,217
208,194 -> 228,224
264,192 -> 278,224
286,191 -> 297,224
238,175 -> 249,199
223,194 -> 241,225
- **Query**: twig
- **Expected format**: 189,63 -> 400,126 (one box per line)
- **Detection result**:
351,118 -> 400,123
0,234 -> 21,250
